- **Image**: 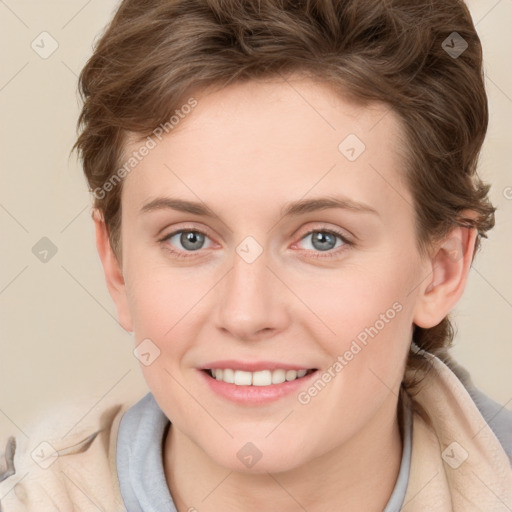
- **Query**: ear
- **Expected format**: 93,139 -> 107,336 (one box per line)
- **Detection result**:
93,209 -> 133,333
413,216 -> 478,328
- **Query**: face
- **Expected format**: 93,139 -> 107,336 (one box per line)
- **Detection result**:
114,76 -> 431,473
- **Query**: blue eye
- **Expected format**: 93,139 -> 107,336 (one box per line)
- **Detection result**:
295,229 -> 350,258
159,226 -> 352,260
161,229 -> 213,256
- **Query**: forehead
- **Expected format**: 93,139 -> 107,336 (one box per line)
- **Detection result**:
120,76 -> 412,220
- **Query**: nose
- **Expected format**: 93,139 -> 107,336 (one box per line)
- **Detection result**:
215,244 -> 290,342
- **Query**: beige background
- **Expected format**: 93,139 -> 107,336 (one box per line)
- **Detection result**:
0,0 -> 511,439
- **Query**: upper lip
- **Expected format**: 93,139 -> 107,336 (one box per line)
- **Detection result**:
200,360 -> 317,372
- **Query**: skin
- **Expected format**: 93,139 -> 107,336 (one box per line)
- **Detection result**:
94,75 -> 477,511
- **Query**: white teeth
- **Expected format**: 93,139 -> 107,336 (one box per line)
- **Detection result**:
252,370 -> 272,386
223,368 -> 235,383
209,368 -> 311,386
234,370 -> 252,386
285,370 -> 297,381
271,369 -> 286,384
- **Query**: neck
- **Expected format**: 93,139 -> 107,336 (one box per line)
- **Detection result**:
164,393 -> 403,512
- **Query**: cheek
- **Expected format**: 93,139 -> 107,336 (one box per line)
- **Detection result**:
124,264 -> 220,401
126,261 -> 206,335
289,261 -> 415,401
125,269 -> 204,416
291,264 -> 409,345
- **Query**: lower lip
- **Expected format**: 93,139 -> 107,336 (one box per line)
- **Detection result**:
198,369 -> 318,405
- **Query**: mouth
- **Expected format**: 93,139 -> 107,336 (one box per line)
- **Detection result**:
202,368 -> 318,386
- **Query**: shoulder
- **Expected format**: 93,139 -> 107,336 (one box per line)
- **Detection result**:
0,395 -> 138,511
464,384 -> 512,464
422,351 -> 512,465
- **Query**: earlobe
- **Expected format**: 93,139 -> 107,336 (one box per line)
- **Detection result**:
413,223 -> 478,329
92,209 -> 133,333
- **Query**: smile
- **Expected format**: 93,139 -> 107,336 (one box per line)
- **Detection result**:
205,368 -> 316,386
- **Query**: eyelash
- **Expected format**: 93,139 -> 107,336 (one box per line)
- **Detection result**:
158,226 -> 353,260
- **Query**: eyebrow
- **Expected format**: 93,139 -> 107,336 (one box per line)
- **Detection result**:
140,196 -> 379,218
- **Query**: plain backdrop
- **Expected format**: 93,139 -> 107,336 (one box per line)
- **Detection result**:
0,0 -> 511,439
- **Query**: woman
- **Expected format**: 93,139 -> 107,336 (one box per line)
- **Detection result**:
1,0 -> 511,510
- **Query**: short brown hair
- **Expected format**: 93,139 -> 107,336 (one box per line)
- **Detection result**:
72,0 -> 495,390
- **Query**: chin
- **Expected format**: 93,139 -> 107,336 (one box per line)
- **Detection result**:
204,438 -> 310,475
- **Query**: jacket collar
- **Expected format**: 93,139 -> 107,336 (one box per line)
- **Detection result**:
401,352 -> 512,510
